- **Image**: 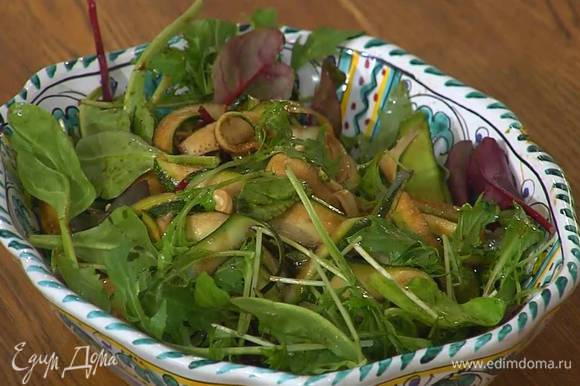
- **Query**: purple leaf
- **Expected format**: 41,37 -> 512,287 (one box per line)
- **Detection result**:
212,28 -> 286,104
467,137 -> 554,233
311,56 -> 344,137
246,62 -> 295,100
446,140 -> 474,205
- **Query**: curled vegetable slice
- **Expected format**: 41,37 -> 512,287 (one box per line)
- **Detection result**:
214,111 -> 260,155
154,104 -> 225,153
178,122 -> 219,155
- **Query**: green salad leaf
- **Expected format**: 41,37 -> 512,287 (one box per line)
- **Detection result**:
8,103 -> 96,217
370,274 -> 506,328
251,8 -> 278,29
348,218 -> 443,275
291,27 -> 359,70
76,131 -> 162,199
236,175 -> 300,221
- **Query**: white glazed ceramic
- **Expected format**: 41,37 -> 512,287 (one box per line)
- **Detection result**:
0,26 -> 578,386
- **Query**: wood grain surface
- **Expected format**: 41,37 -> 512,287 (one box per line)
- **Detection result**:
0,1 -> 578,385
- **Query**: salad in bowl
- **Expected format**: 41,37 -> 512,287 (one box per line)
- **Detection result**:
1,0 -> 573,385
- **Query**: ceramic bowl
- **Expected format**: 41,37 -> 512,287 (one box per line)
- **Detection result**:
0,26 -> 578,386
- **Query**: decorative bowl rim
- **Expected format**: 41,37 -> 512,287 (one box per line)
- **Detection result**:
0,26 -> 578,385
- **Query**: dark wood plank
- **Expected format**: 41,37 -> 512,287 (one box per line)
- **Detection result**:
0,1 -> 578,385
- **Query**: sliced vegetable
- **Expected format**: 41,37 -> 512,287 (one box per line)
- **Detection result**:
397,112 -> 450,203
154,158 -> 201,190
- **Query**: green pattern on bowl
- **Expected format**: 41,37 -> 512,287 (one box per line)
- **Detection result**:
0,25 -> 578,386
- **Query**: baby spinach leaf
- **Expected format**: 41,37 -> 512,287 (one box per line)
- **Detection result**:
79,104 -> 130,137
236,175 -> 300,221
8,103 -> 95,217
104,245 -> 157,330
231,297 -> 360,362
349,218 -> 443,275
291,27 -> 359,70
76,131 -> 162,199
15,149 -> 70,219
251,8 -> 278,28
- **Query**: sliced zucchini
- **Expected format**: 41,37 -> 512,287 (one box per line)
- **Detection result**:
330,264 -> 431,300
270,202 -> 345,248
190,214 -> 258,276
283,217 -> 366,304
153,103 -> 225,153
153,158 -> 201,190
186,212 -> 229,242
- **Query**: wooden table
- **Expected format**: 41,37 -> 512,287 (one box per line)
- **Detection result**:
1,1 -> 578,385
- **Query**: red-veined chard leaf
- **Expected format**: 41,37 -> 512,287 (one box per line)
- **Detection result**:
212,28 -> 287,104
245,62 -> 295,101
467,137 -> 554,233
446,140 -> 474,205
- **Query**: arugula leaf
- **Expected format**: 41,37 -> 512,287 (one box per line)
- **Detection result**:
149,47 -> 187,84
291,128 -> 339,178
214,257 -> 245,295
236,175 -> 300,221
231,297 -> 360,362
357,156 -> 385,201
182,19 -> 237,97
452,198 -> 500,255
251,8 -> 278,28
291,27 -> 359,70
483,206 -> 544,298
76,131 -> 162,199
54,251 -> 111,311
195,272 -> 230,308
348,218 -> 443,275
29,206 -> 156,265
370,274 -> 506,328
